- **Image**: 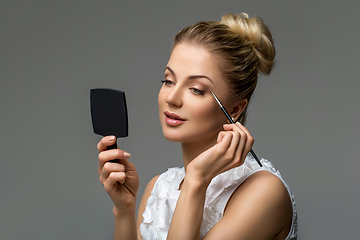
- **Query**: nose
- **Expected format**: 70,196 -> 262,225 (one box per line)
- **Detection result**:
166,86 -> 183,107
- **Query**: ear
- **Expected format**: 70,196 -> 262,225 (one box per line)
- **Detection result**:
230,99 -> 248,122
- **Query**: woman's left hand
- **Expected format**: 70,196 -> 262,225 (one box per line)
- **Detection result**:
186,122 -> 254,186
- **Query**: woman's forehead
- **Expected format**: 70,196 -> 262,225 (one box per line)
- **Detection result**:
167,44 -> 222,80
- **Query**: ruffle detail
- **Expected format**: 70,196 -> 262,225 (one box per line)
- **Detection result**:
139,157 -> 297,240
140,167 -> 184,240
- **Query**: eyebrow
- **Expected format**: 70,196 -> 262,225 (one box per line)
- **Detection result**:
165,66 -> 214,85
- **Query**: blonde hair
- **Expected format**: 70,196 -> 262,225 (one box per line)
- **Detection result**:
173,13 -> 275,124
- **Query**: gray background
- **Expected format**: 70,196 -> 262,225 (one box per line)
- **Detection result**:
1,0 -> 359,239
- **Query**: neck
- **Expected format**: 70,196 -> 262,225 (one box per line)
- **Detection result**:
181,134 -> 218,170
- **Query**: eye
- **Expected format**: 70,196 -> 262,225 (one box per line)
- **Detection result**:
191,88 -> 205,95
161,80 -> 174,86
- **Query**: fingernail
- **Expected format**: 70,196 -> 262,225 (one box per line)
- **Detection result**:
109,136 -> 116,141
124,152 -> 131,158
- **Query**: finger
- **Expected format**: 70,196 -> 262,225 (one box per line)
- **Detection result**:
218,125 -> 244,163
97,136 -> 117,152
235,122 -> 251,136
223,123 -> 250,165
217,131 -> 225,143
216,130 -> 230,144
226,131 -> 241,162
100,162 -> 126,183
241,137 -> 254,161
98,149 -> 131,174
108,172 -> 126,185
223,122 -> 253,148
215,131 -> 233,155
223,123 -> 246,150
234,122 -> 254,161
233,129 -> 247,165
103,172 -> 127,193
223,123 -> 242,132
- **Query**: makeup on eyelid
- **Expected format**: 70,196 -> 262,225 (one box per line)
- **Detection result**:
161,79 -> 209,96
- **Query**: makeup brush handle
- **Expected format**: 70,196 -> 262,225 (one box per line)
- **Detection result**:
210,91 -> 262,167
250,149 -> 262,167
222,107 -> 234,124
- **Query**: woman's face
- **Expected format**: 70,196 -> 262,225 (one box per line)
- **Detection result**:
158,43 -> 233,144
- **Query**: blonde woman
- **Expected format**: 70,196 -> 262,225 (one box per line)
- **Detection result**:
97,13 -> 297,240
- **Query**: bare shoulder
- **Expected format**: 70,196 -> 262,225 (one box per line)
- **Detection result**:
136,175 -> 160,240
204,170 -> 293,240
230,170 -> 291,205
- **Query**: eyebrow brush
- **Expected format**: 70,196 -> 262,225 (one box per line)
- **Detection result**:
210,91 -> 263,167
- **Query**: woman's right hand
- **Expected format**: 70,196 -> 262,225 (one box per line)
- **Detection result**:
97,136 -> 139,213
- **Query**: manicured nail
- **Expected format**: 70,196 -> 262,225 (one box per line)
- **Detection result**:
124,152 -> 131,158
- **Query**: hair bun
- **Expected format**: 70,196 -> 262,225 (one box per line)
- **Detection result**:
221,13 -> 275,75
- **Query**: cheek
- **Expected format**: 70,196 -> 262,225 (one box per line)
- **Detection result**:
194,105 -> 215,119
158,88 -> 165,109
191,102 -> 222,123
158,90 -> 165,122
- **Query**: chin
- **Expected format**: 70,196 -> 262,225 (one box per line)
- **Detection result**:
163,134 -> 183,143
161,126 -> 187,143
163,133 -> 201,144
161,125 -> 218,145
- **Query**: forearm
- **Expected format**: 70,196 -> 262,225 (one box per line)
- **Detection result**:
167,177 -> 208,240
113,206 -> 138,240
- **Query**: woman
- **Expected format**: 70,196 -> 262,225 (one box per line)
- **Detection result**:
97,13 -> 297,240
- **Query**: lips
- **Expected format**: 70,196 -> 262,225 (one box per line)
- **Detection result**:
164,111 -> 186,126
164,111 -> 186,121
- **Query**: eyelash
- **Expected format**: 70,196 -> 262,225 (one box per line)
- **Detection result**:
161,80 -> 205,96
191,88 -> 205,95
161,80 -> 174,86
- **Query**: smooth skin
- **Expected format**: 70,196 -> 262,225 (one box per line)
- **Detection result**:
97,43 -> 292,240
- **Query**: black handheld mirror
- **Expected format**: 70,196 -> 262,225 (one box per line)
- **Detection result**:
90,88 -> 128,152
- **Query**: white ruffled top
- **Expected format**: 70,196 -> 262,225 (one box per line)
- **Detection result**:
140,157 -> 297,240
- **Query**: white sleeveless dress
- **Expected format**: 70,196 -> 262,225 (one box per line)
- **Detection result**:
140,157 -> 297,240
